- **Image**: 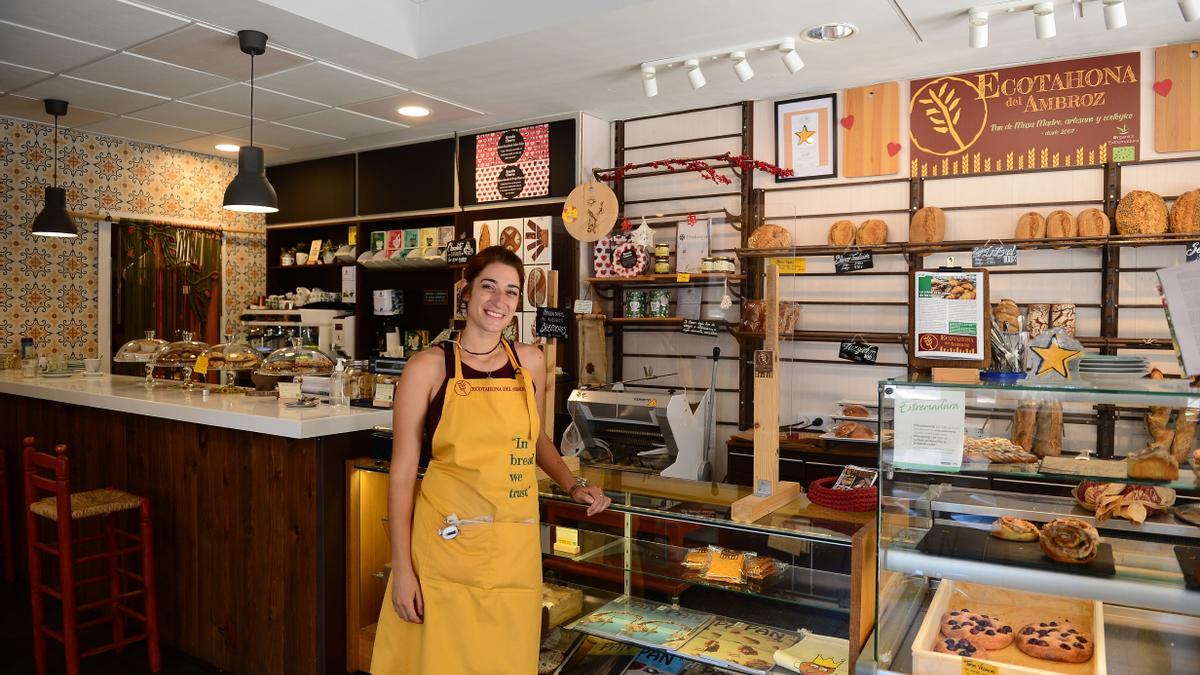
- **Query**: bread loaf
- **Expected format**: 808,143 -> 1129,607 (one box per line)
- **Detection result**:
1169,189 -> 1200,234
1012,402 -> 1038,453
1076,208 -> 1110,237
1127,443 -> 1180,481
909,207 -> 945,243
1146,368 -> 1175,445
1046,210 -> 1078,239
1171,407 -> 1198,464
994,298 -> 1020,333
1026,303 -> 1051,338
1034,401 -> 1063,457
1115,190 -> 1168,235
1050,303 -> 1076,337
749,223 -> 792,248
855,219 -> 889,246
828,220 -> 855,246
1015,212 -> 1046,239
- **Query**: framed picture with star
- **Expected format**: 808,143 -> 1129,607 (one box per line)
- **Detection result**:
775,93 -> 838,181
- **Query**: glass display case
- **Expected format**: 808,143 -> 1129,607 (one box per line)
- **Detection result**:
114,330 -> 169,387
148,332 -> 209,390
870,378 -> 1200,675
347,463 -> 876,674
202,338 -> 262,387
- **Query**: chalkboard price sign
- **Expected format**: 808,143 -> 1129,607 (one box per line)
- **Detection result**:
446,239 -> 476,265
535,307 -> 569,339
971,243 -> 1018,267
680,319 -> 721,337
839,340 -> 879,363
834,250 -> 874,273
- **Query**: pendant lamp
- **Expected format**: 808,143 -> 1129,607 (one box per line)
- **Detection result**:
223,29 -> 278,214
31,99 -> 79,238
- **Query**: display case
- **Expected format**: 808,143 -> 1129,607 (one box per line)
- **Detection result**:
869,378 -> 1200,675
147,332 -> 209,389
347,462 -> 877,674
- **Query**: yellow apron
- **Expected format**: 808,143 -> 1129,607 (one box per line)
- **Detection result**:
372,341 -> 542,674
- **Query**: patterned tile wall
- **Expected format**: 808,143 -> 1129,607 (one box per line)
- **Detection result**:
0,117 -> 266,358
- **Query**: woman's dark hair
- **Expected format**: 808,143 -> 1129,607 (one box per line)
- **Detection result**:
463,246 -> 524,297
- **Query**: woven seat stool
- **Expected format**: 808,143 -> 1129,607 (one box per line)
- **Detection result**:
1,447 -> 13,582
23,437 -> 160,675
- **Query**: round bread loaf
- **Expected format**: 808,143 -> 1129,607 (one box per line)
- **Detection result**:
1115,190 -> 1168,235
1076,208 -> 1110,237
855,219 -> 889,246
748,223 -> 792,248
828,220 -> 855,246
1169,189 -> 1200,234
1015,212 -> 1046,239
909,207 -> 945,243
1046,210 -> 1078,239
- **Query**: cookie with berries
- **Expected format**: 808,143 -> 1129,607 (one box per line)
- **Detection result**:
1015,620 -> 1094,663
934,636 -> 988,659
939,609 -> 1014,650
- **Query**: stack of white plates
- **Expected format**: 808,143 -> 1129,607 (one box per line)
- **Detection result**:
1078,355 -> 1149,383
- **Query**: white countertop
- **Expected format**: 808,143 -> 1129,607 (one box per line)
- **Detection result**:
0,371 -> 392,439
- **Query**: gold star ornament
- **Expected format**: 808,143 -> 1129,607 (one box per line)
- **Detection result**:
1031,335 -> 1083,378
795,125 -> 816,145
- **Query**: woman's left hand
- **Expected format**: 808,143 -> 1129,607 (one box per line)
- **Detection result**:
572,485 -> 612,516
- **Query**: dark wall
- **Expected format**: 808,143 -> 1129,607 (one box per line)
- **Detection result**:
357,138 -> 456,214
458,118 -> 577,207
264,154 -> 356,224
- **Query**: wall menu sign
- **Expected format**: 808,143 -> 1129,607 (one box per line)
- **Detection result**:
475,123 -> 551,203
909,52 -> 1139,177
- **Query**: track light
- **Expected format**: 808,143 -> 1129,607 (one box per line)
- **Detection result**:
778,37 -> 803,74
730,51 -> 754,82
641,64 -> 657,97
968,9 -> 988,48
1102,0 -> 1127,29
1181,0 -> 1199,22
685,59 -> 705,89
1033,2 -> 1056,39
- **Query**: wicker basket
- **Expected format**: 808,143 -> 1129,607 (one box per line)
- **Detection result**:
807,476 -> 878,512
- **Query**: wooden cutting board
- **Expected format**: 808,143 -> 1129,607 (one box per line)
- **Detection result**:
842,81 -> 900,177
1155,42 -> 1200,152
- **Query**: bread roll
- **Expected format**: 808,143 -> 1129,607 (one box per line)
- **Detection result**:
1115,190 -> 1168,235
909,207 -> 945,243
749,224 -> 792,248
1034,401 -> 1063,457
1046,210 -> 1078,239
1039,518 -> 1100,564
828,220 -> 855,246
855,219 -> 889,246
1015,212 -> 1046,239
991,515 -> 1040,542
1169,189 -> 1200,234
1076,208 -> 1110,237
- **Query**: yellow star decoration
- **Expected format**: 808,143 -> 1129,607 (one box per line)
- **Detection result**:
1031,336 -> 1083,378
562,205 -> 578,224
795,125 -> 816,145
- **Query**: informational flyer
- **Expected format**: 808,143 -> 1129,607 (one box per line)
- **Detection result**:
893,387 -> 966,471
474,123 -> 550,202
914,270 -> 985,360
1156,260 -> 1200,377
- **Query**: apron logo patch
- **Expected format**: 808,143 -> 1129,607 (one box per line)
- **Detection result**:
453,380 -> 473,396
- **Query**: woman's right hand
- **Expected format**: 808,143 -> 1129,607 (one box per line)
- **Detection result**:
391,566 -> 424,623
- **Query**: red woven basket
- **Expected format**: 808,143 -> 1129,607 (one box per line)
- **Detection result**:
807,476 -> 878,512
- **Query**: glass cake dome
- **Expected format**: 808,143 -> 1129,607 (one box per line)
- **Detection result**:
114,330 -> 169,363
256,338 -> 335,377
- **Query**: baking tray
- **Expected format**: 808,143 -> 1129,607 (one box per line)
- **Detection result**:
916,524 -> 1115,578
1175,545 -> 1200,592
819,431 -> 877,445
912,579 -> 1105,675
830,413 -> 880,423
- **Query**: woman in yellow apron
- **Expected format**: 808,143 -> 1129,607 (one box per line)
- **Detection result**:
372,246 -> 611,674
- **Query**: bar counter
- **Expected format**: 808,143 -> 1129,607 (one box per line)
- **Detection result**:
0,371 -> 389,674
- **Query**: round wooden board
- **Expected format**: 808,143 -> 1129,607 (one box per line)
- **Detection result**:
563,181 -> 618,242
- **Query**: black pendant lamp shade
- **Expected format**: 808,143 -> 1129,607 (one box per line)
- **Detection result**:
223,29 -> 278,214
32,98 -> 79,238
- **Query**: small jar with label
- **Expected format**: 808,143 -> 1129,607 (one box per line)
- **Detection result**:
700,257 -> 716,273
624,290 -> 647,318
653,243 -> 671,274
713,256 -> 736,273
648,289 -> 671,318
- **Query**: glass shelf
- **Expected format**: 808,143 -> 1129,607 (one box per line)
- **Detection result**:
881,375 -> 1200,405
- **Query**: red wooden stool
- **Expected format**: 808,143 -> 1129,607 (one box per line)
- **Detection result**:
1,446 -> 14,582
22,437 -> 161,675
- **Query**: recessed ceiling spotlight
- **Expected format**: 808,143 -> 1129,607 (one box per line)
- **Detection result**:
802,23 -> 857,43
730,51 -> 754,82
1033,2 -> 1056,39
396,105 -> 431,117
214,143 -> 240,152
641,64 -> 657,97
1102,0 -> 1127,30
685,59 -> 705,90
1180,0 -> 1199,21
968,9 -> 988,49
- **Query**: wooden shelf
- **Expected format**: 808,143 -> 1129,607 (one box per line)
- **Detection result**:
732,329 -> 908,345
268,262 -> 354,270
587,273 -> 743,287
735,233 -> 1198,260
605,317 -> 687,326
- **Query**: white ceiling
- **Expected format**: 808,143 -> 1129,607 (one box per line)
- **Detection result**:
0,0 -> 1196,166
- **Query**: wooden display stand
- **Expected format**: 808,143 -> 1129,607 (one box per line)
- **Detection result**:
534,270 -> 582,481
908,267 -> 992,377
732,264 -> 802,523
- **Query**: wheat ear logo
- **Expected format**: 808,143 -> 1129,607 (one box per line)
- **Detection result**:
910,76 -> 988,156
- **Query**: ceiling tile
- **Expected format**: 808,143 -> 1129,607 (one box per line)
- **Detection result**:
0,61 -> 52,93
0,0 -> 188,50
0,94 -> 111,127
278,108 -> 407,139
128,100 -> 246,133
225,122 -> 343,150
78,115 -> 204,145
345,91 -> 484,126
256,62 -> 405,107
0,20 -> 113,73
18,75 -> 166,115
68,52 -> 229,99
129,24 -> 311,81
183,83 -> 325,120
170,133 -> 287,162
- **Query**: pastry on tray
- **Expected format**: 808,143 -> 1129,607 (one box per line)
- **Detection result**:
939,610 -> 1014,650
1074,481 -> 1177,524
990,515 -> 1040,542
832,421 -> 874,440
934,637 -> 987,659
963,436 -> 1038,464
1127,442 -> 1180,481
1038,518 -> 1100,564
840,404 -> 872,418
1015,621 -> 1094,663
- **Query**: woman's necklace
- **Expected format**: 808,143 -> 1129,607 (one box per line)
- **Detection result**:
457,338 -> 501,356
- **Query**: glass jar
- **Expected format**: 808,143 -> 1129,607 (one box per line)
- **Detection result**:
713,256 -> 736,273
648,289 -> 672,318
700,257 -> 716,273
624,290 -> 647,318
653,243 -> 671,274
346,359 -> 375,401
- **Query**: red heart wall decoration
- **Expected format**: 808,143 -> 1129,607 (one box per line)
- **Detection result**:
1153,79 -> 1173,97
840,115 -> 855,130
886,142 -> 902,157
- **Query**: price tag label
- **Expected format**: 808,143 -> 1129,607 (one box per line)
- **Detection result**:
773,257 -> 806,274
535,307 -> 569,340
277,381 -> 301,401
962,658 -> 1000,675
839,341 -> 879,363
680,319 -> 721,337
553,526 -> 581,555
193,354 -> 209,375
573,299 -> 594,314
972,243 -> 1018,267
373,382 -> 395,407
676,272 -> 691,283
1186,241 -> 1200,263
834,250 -> 874,273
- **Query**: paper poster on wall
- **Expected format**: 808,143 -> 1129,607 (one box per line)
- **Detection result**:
523,265 -> 550,312
475,123 -> 550,203
909,52 -> 1140,177
495,219 -> 523,256
914,270 -> 985,360
522,216 -> 552,265
893,387 -> 966,471
472,220 -> 497,250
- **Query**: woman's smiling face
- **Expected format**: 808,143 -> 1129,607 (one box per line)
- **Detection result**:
466,262 -> 522,332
